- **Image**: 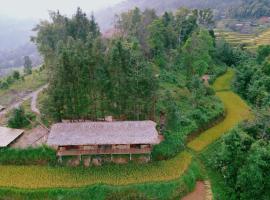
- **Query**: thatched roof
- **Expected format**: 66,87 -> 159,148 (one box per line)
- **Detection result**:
47,121 -> 160,146
0,127 -> 24,147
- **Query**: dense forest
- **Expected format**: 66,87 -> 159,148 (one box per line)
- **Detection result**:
33,7 -> 227,159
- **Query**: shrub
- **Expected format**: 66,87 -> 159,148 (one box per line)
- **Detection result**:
152,127 -> 194,160
0,81 -> 9,89
12,70 -> 20,80
105,189 -> 149,200
0,146 -> 56,165
8,107 -> 30,128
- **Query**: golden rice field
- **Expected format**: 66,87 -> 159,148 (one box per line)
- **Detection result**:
187,69 -> 252,151
215,28 -> 270,50
0,151 -> 192,189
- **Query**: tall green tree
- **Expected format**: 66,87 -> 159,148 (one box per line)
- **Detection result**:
182,29 -> 214,76
23,56 -> 32,75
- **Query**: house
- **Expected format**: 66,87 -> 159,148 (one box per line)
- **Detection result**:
47,121 -> 161,162
259,16 -> 270,24
0,126 -> 24,147
202,75 -> 210,86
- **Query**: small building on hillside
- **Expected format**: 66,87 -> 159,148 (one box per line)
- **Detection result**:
202,74 -> 210,86
47,121 -> 161,162
259,16 -> 270,24
0,126 -> 24,148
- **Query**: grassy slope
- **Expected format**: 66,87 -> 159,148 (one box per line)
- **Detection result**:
0,70 -> 47,106
187,69 -> 252,151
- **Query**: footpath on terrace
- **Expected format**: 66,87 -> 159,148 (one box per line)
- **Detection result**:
0,69 -> 252,192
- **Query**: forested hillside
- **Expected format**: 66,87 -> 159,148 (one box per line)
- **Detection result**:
96,0 -> 240,30
230,0 -> 270,19
33,7 -> 226,159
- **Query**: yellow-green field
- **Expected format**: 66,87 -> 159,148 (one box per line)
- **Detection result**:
215,28 -> 270,50
0,151 -> 192,189
187,69 -> 252,151
212,68 -> 234,91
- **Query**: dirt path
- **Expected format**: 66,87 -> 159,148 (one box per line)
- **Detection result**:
0,84 -> 48,117
182,181 -> 206,200
182,181 -> 212,200
30,84 -> 48,114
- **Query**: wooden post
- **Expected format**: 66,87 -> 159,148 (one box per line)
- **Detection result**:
111,154 -> 113,161
130,154 -> 132,161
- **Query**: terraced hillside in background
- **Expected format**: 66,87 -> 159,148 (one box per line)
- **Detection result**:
215,28 -> 270,50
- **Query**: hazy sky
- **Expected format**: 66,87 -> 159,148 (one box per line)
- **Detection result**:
0,0 -> 124,20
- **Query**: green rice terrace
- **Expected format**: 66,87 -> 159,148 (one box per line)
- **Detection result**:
215,28 -> 270,50
0,69 -> 252,199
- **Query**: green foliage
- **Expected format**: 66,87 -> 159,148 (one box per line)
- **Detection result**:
34,7 -> 224,160
182,29 -> 214,76
257,45 -> 270,64
8,107 -> 30,128
0,146 -> 56,165
105,190 -> 149,200
23,56 -> 32,75
12,70 -> 20,80
234,47 -> 270,107
215,39 -> 247,66
205,109 -> 270,200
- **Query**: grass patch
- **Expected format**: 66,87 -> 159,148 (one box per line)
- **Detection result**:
0,69 -> 48,106
212,68 -> 234,91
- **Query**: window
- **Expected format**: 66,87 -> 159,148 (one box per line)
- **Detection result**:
99,145 -> 112,150
131,144 -> 141,149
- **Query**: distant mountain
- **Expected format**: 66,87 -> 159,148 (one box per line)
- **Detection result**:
0,17 -> 41,70
95,0 -> 241,31
0,17 -> 36,50
231,0 -> 270,19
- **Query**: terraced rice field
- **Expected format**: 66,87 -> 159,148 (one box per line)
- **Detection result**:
215,28 -> 270,50
0,151 -> 192,189
0,69 -> 252,190
187,69 -> 252,151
